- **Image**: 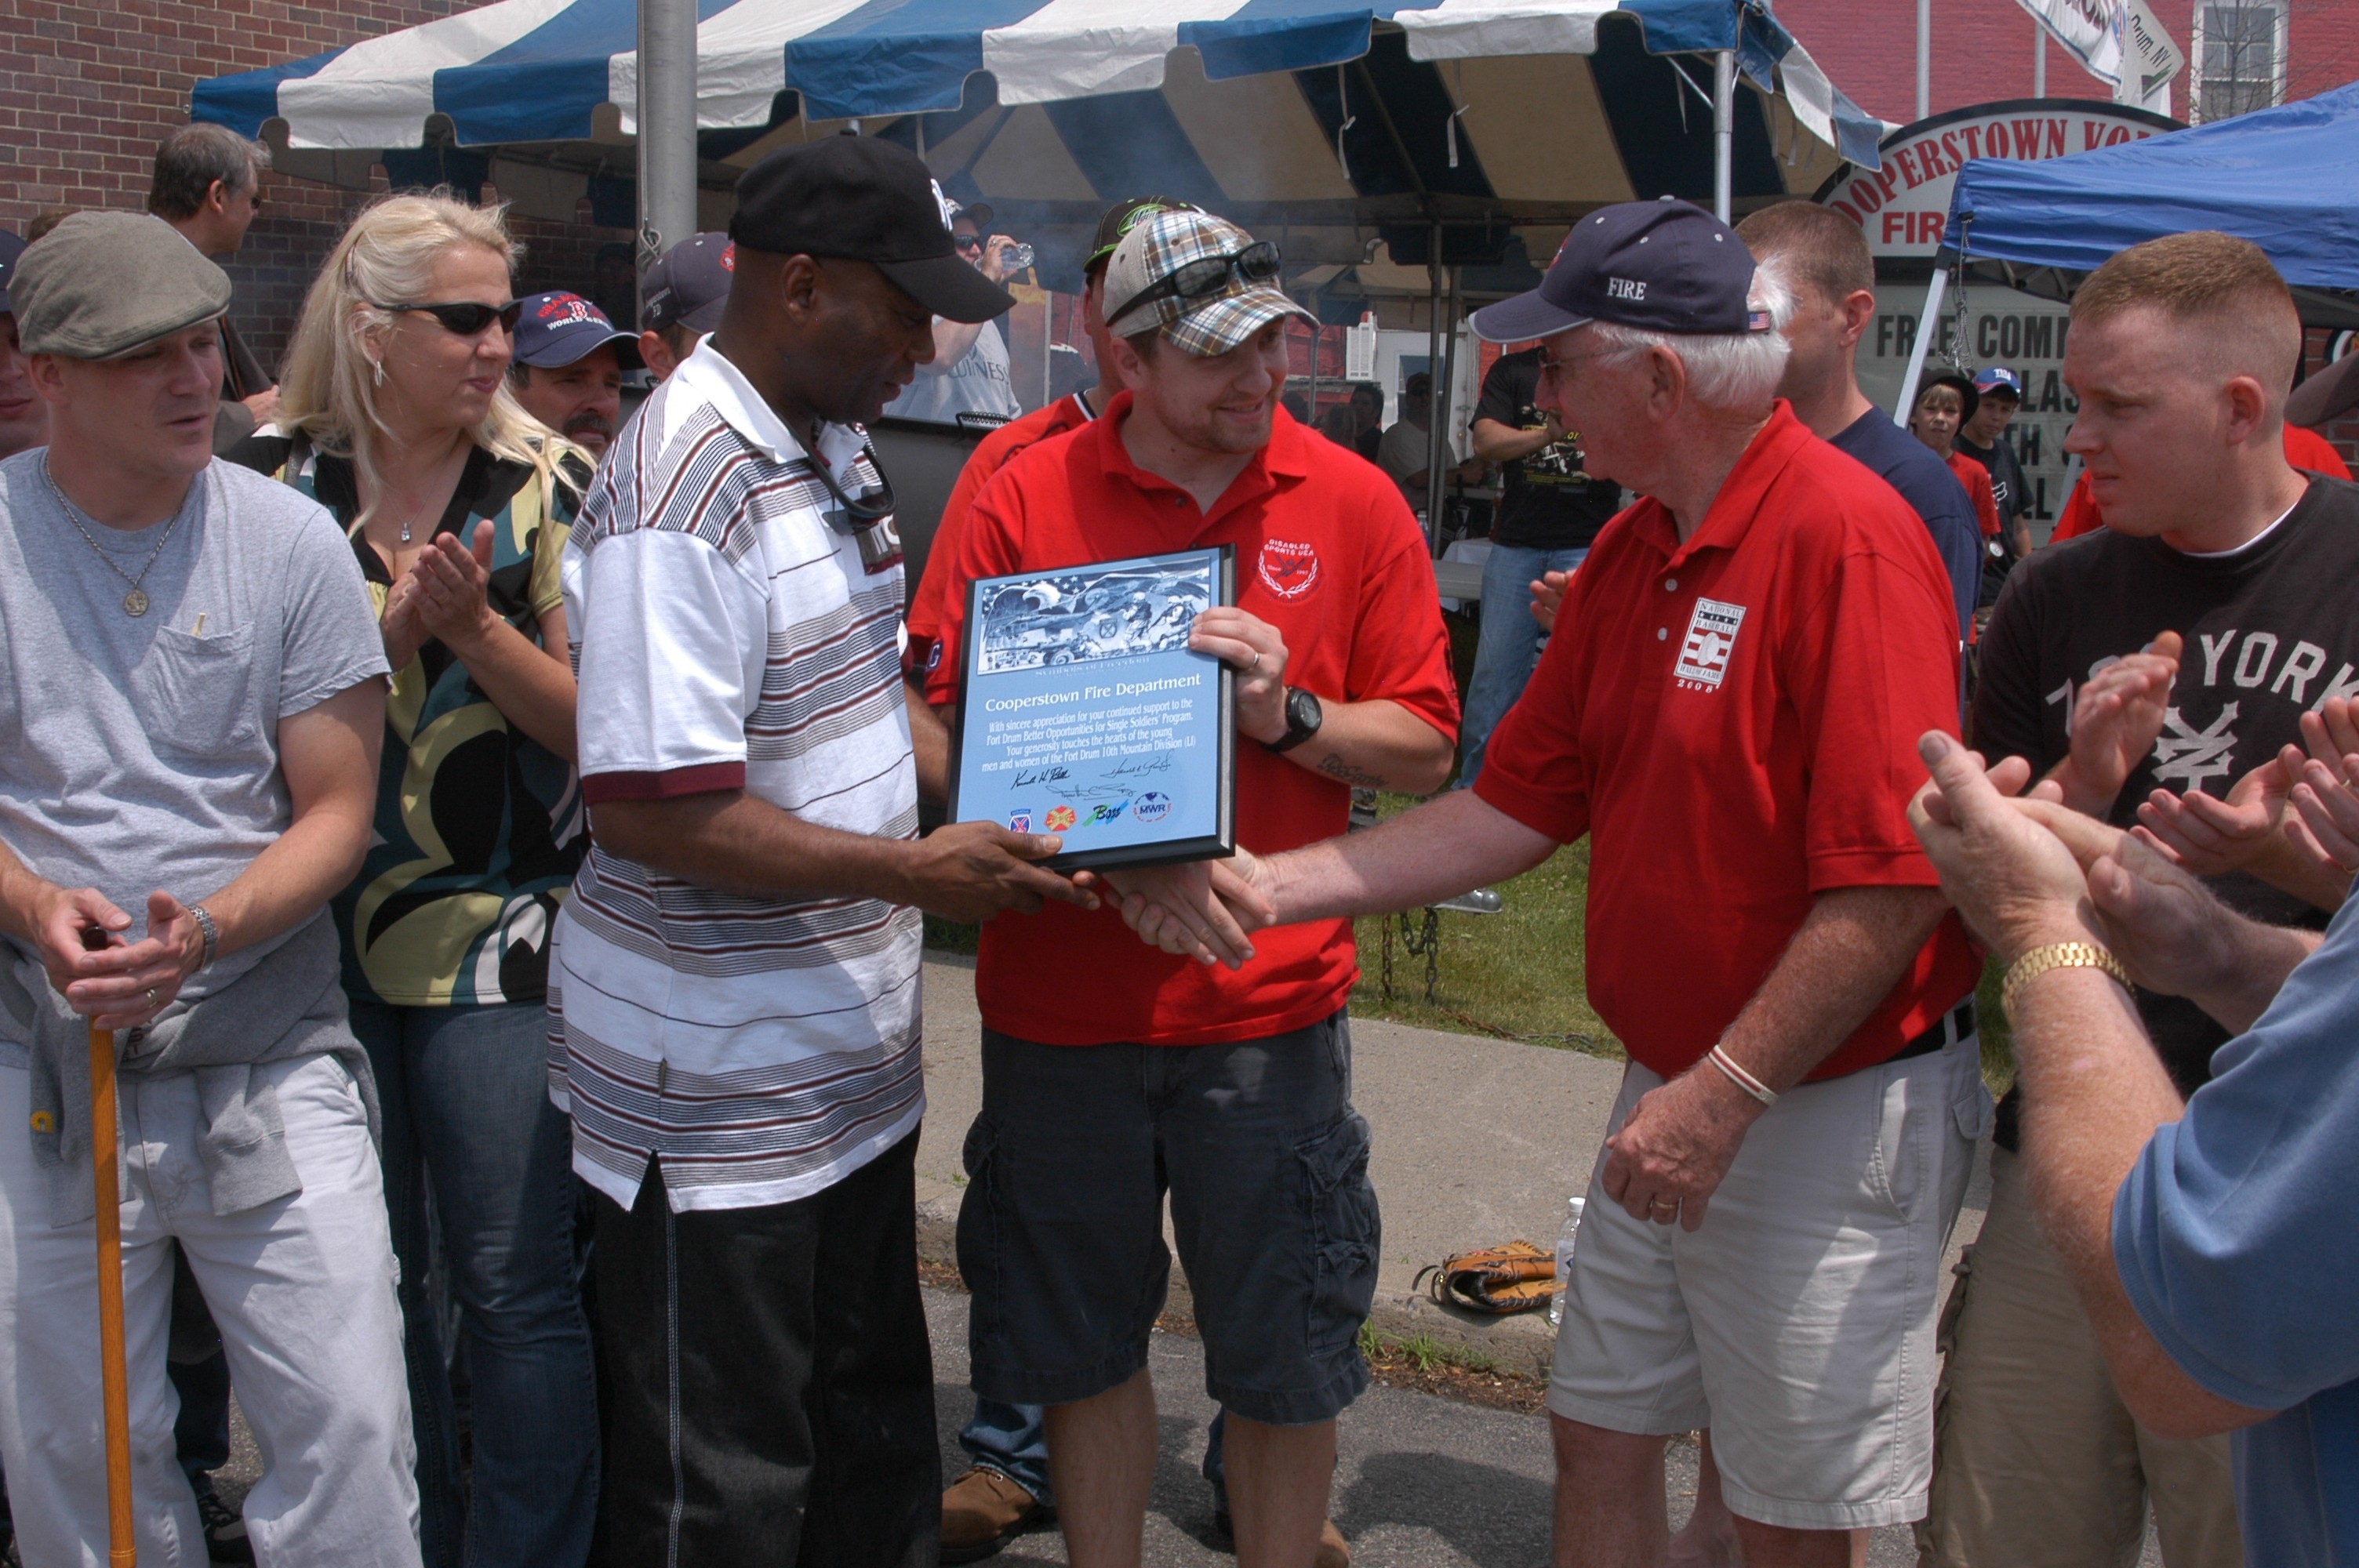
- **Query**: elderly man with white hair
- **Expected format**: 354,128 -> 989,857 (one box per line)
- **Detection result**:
1109,201 -> 1983,1566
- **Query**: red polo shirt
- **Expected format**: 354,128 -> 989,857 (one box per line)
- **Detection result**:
1474,402 -> 1979,1083
929,393 -> 1459,1046
904,391 -> 1100,679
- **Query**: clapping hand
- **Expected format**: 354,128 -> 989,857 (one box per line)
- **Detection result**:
1528,570 -> 1570,633
2061,633 -> 2182,814
2279,695 -> 2359,887
2134,753 -> 2291,877
407,520 -> 500,652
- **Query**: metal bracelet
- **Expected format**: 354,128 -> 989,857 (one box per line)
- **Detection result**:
187,903 -> 218,973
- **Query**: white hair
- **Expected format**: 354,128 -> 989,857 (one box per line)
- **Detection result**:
1585,266 -> 1794,412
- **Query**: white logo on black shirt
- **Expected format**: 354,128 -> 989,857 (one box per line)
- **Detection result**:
1674,598 -> 1745,690
2151,702 -> 2241,793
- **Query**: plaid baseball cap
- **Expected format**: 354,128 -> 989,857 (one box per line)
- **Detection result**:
1102,210 -> 1310,358
1085,195 -> 1200,276
514,291 -> 642,370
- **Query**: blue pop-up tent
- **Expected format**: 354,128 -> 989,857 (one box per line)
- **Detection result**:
1941,78 -> 2359,286
1893,78 -> 2359,415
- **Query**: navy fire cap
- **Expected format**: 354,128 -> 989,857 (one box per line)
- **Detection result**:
1471,199 -> 1771,344
513,291 -> 642,371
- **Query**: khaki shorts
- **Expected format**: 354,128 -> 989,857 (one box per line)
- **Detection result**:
1918,1145 -> 2241,1568
1550,1037 -> 1988,1530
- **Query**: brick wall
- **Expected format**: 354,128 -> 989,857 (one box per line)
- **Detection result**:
0,0 -> 628,372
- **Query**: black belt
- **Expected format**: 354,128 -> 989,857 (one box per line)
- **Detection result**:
1890,998 -> 1977,1063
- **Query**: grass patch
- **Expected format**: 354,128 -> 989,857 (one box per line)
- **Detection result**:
1357,1323 -> 1503,1376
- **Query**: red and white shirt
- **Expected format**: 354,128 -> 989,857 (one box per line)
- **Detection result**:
929,395 -> 1459,1047
550,342 -> 922,1213
1475,402 -> 1980,1083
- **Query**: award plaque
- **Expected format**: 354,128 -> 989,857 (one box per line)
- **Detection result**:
949,545 -> 1236,872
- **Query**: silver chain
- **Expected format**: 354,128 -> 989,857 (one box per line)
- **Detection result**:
42,457 -> 185,617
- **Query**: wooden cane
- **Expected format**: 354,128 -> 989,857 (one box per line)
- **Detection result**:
81,927 -> 136,1567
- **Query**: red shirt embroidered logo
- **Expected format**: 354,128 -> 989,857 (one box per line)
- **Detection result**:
1257,539 -> 1321,601
1674,597 -> 1746,691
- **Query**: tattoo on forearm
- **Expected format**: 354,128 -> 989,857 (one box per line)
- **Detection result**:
1315,755 -> 1390,788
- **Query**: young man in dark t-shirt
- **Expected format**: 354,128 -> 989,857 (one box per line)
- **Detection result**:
1925,231 -> 2354,1567
1955,365 -> 2033,607
1456,347 -> 1622,786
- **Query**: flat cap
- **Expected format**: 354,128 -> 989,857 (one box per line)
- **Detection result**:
12,212 -> 231,360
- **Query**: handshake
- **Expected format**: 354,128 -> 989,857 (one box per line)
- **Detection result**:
1080,852 -> 1281,971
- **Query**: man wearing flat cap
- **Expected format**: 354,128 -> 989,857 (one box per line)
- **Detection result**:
0,212 -> 415,1559
1111,201 -> 1981,1563
550,133 -> 1092,1561
922,207 -> 1458,1568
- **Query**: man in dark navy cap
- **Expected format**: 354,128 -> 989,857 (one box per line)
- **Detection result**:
551,132 -> 1091,1563
507,289 -> 640,459
635,230 -> 733,381
1109,199 -> 1982,1565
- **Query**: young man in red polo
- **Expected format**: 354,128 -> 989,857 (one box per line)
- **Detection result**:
925,208 -> 1458,1568
1116,201 -> 1984,1566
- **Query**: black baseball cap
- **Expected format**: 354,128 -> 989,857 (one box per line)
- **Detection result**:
0,230 -> 24,315
1085,195 -> 1200,276
642,233 -> 734,336
1472,199 -> 1768,344
730,136 -> 1012,325
514,291 -> 642,371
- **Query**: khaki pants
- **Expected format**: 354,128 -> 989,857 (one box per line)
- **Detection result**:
1918,1145 -> 2241,1568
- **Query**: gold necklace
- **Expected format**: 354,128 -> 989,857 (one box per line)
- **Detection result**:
45,458 -> 186,618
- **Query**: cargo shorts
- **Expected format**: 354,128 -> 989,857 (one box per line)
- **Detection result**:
956,1010 -> 1379,1427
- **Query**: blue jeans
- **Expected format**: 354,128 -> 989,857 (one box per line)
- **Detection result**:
1457,544 -> 1588,790
347,997 -> 599,1568
962,1403 -> 1227,1514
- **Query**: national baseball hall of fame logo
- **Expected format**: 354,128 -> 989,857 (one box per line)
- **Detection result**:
1674,598 -> 1747,691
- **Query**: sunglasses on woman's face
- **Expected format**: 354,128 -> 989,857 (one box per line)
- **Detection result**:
373,299 -> 525,337
1105,241 -> 1281,329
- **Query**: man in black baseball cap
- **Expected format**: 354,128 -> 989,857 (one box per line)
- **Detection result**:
507,289 -> 641,459
636,230 -> 733,382
0,230 -> 41,459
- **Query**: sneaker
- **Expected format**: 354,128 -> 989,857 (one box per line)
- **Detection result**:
192,1479 -> 253,1565
940,1466 -> 1050,1565
1211,1509 -> 1349,1568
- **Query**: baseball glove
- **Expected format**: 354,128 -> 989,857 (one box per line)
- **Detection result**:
1414,1239 -> 1563,1316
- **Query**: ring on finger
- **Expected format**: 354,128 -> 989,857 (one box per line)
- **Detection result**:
145,987 -> 158,1009
1649,1196 -> 1679,1214
1246,651 -> 1262,674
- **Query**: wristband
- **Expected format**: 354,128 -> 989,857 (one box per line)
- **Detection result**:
2000,940 -> 2130,1022
1706,1044 -> 1777,1106
187,903 -> 218,974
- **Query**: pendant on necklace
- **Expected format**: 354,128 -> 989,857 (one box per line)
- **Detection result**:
123,588 -> 150,618
399,521 -> 412,543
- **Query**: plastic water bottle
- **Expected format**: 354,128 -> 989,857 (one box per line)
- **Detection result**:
1549,1194 -> 1586,1327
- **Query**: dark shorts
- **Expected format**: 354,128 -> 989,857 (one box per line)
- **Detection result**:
957,1011 -> 1379,1427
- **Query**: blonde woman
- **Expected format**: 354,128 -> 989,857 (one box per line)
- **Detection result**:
234,191 -> 596,1568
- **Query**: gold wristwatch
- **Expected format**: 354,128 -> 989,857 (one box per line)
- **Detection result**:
2001,940 -> 2132,1022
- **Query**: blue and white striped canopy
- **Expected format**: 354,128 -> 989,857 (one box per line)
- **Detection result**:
194,0 -> 1883,168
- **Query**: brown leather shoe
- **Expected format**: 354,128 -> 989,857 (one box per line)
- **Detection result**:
1314,1516 -> 1350,1568
940,1466 -> 1049,1564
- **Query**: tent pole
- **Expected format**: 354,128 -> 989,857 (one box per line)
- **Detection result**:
2033,24 -> 2048,97
1428,264 -> 1462,553
1712,51 -> 1735,223
1894,267 -> 1948,420
636,0 -> 699,299
1425,226 -> 1445,552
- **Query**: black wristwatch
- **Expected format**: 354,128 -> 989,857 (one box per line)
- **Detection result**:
1265,685 -> 1324,753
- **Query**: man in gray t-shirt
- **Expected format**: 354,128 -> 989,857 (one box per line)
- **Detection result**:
0,211 -> 417,1563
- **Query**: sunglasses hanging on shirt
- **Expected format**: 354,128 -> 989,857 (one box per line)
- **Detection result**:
807,441 -> 903,575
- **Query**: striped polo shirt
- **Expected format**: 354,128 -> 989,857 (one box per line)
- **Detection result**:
548,341 -> 923,1214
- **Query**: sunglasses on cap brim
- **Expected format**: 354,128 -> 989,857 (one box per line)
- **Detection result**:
372,299 -> 525,336
1107,241 -> 1282,331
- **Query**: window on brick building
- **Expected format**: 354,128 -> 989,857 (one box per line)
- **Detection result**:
2192,1 -> 2288,122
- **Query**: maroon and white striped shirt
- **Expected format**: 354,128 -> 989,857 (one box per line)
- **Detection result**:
549,342 -> 922,1214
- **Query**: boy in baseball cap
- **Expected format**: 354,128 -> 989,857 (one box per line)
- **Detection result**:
509,290 -> 640,459
636,231 -> 732,382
